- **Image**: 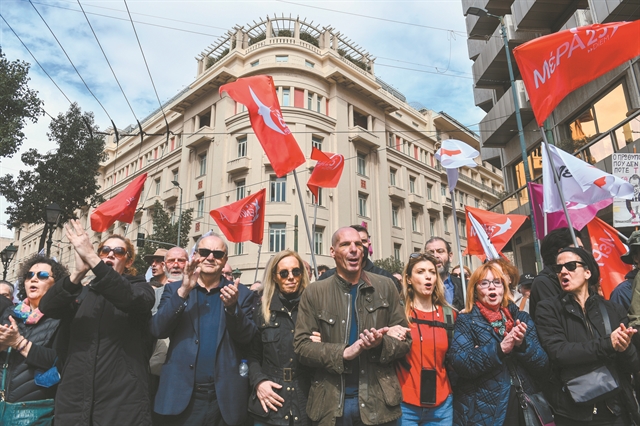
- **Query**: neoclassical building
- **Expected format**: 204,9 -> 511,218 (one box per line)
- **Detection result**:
7,16 -> 504,281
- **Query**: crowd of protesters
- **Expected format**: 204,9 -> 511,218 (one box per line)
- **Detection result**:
2,220 -> 640,426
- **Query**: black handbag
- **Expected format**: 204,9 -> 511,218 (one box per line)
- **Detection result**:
563,299 -> 620,405
507,360 -> 556,426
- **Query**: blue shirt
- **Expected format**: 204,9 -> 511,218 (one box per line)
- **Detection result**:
345,283 -> 360,397
444,275 -> 455,306
195,284 -> 222,383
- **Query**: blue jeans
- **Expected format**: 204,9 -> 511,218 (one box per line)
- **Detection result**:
335,397 -> 398,426
400,395 -> 453,426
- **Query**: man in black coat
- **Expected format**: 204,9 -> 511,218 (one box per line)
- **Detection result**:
610,230 -> 640,311
424,236 -> 464,311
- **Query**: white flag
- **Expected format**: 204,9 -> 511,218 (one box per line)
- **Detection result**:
468,211 -> 500,261
435,139 -> 479,191
542,142 -> 633,213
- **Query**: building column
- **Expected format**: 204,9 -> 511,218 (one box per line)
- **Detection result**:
348,105 -> 354,128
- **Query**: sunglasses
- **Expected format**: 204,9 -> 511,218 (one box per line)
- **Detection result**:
25,271 -> 54,281
552,261 -> 586,274
197,248 -> 226,259
277,268 -> 303,279
409,252 -> 424,259
478,279 -> 502,288
98,246 -> 128,259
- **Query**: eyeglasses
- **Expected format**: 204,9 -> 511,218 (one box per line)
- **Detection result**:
98,246 -> 128,259
552,261 -> 586,274
25,271 -> 54,281
478,279 -> 502,288
197,248 -> 226,259
166,258 -> 187,265
277,268 -> 303,279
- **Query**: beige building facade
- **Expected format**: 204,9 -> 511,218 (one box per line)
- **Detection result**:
7,16 -> 504,282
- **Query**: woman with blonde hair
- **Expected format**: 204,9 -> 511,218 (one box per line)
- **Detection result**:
396,253 -> 455,425
448,262 -> 549,425
248,249 -> 311,425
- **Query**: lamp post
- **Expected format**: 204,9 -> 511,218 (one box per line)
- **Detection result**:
466,7 -> 542,270
45,203 -> 63,257
232,268 -> 243,280
172,181 -> 183,247
1,243 -> 18,280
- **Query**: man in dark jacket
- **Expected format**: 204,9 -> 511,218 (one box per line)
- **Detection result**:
610,230 -> 640,311
319,225 -> 401,292
294,227 -> 410,426
529,227 -> 583,320
151,235 -> 257,426
424,237 -> 464,311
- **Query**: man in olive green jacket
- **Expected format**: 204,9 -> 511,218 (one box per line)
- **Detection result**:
294,227 -> 410,425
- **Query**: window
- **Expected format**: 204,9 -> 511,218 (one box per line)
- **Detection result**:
276,55 -> 289,62
198,112 -> 211,128
196,195 -> 204,218
513,146 -> 542,189
357,152 -> 367,176
235,242 -> 244,255
172,169 -> 179,183
460,219 -> 466,238
282,88 -> 290,107
387,132 -> 394,147
314,227 -> 324,255
358,193 -> 368,217
199,153 -> 207,176
409,177 -> 416,194
313,187 -> 323,206
394,244 -> 401,261
441,184 -> 446,197
308,93 -> 313,110
236,179 -> 246,201
312,136 -> 323,150
237,137 -> 247,158
155,179 -> 161,195
270,176 -> 286,202
427,184 -> 433,200
475,197 -> 480,208
251,60 -> 259,67
269,223 -> 286,252
429,218 -> 435,236
305,60 -> 315,68
443,214 -> 449,233
353,109 -> 368,129
389,168 -> 397,186
392,205 -> 399,227
412,211 -> 419,232
317,96 -> 321,113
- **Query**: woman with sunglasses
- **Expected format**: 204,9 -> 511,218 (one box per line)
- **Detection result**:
247,250 -> 312,425
536,247 -> 640,425
394,253 -> 455,425
39,220 -> 156,426
448,262 -> 549,425
0,255 -> 69,425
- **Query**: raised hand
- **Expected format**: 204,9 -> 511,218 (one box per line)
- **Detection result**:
177,259 -> 201,299
65,220 -> 100,267
512,320 -> 528,347
220,277 -> 240,308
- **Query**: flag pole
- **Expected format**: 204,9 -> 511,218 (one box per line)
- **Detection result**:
541,129 -> 579,247
292,170 -> 319,280
450,190 -> 467,301
253,244 -> 262,283
310,202 -> 319,279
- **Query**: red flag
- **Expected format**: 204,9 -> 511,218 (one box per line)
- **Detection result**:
513,20 -> 640,126
463,206 -> 527,258
210,189 -> 266,244
90,173 -> 147,232
219,76 -> 305,177
586,217 -> 632,299
307,147 -> 345,199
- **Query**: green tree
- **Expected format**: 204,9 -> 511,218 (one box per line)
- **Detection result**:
373,256 -> 405,275
0,103 -> 106,247
0,48 -> 43,158
133,200 -> 193,274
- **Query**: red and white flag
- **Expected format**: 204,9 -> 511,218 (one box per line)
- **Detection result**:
467,211 -> 500,261
210,189 -> 266,245
513,21 -> 640,126
307,148 -> 344,199
463,206 -> 527,259
435,139 -> 479,191
542,142 -> 633,213
219,75 -> 305,177
90,173 -> 147,232
587,216 -> 632,299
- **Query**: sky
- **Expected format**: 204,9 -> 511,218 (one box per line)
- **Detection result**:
0,0 -> 484,238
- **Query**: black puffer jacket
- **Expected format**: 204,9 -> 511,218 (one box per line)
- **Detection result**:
0,307 -> 61,402
39,261 -> 156,426
248,290 -> 311,425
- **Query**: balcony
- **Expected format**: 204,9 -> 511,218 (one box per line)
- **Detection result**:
162,187 -> 179,203
478,81 -> 534,147
463,0 -> 512,39
388,185 -> 406,200
512,0 -> 588,31
227,157 -> 250,174
408,193 -> 424,207
425,200 -> 441,213
474,86 -> 495,113
349,126 -> 380,148
186,125 -> 213,148
593,0 -> 640,23
143,194 -> 161,209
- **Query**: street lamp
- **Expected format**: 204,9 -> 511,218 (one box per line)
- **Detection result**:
466,7 -> 542,269
45,203 -> 63,257
171,181 -> 183,247
1,243 -> 18,280
232,268 -> 243,280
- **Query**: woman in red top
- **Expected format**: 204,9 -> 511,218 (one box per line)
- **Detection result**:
396,253 -> 454,425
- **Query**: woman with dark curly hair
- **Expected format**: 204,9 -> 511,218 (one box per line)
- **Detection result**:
40,220 -> 156,426
0,255 -> 69,425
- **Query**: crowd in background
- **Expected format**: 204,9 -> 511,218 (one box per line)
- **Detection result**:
1,220 -> 640,426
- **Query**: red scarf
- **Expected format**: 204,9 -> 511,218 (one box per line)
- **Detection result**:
475,301 -> 514,336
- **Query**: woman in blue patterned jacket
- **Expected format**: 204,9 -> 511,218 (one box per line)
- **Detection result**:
448,262 -> 549,425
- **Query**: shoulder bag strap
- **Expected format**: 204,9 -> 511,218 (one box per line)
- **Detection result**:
505,358 -> 528,408
597,298 -> 612,336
